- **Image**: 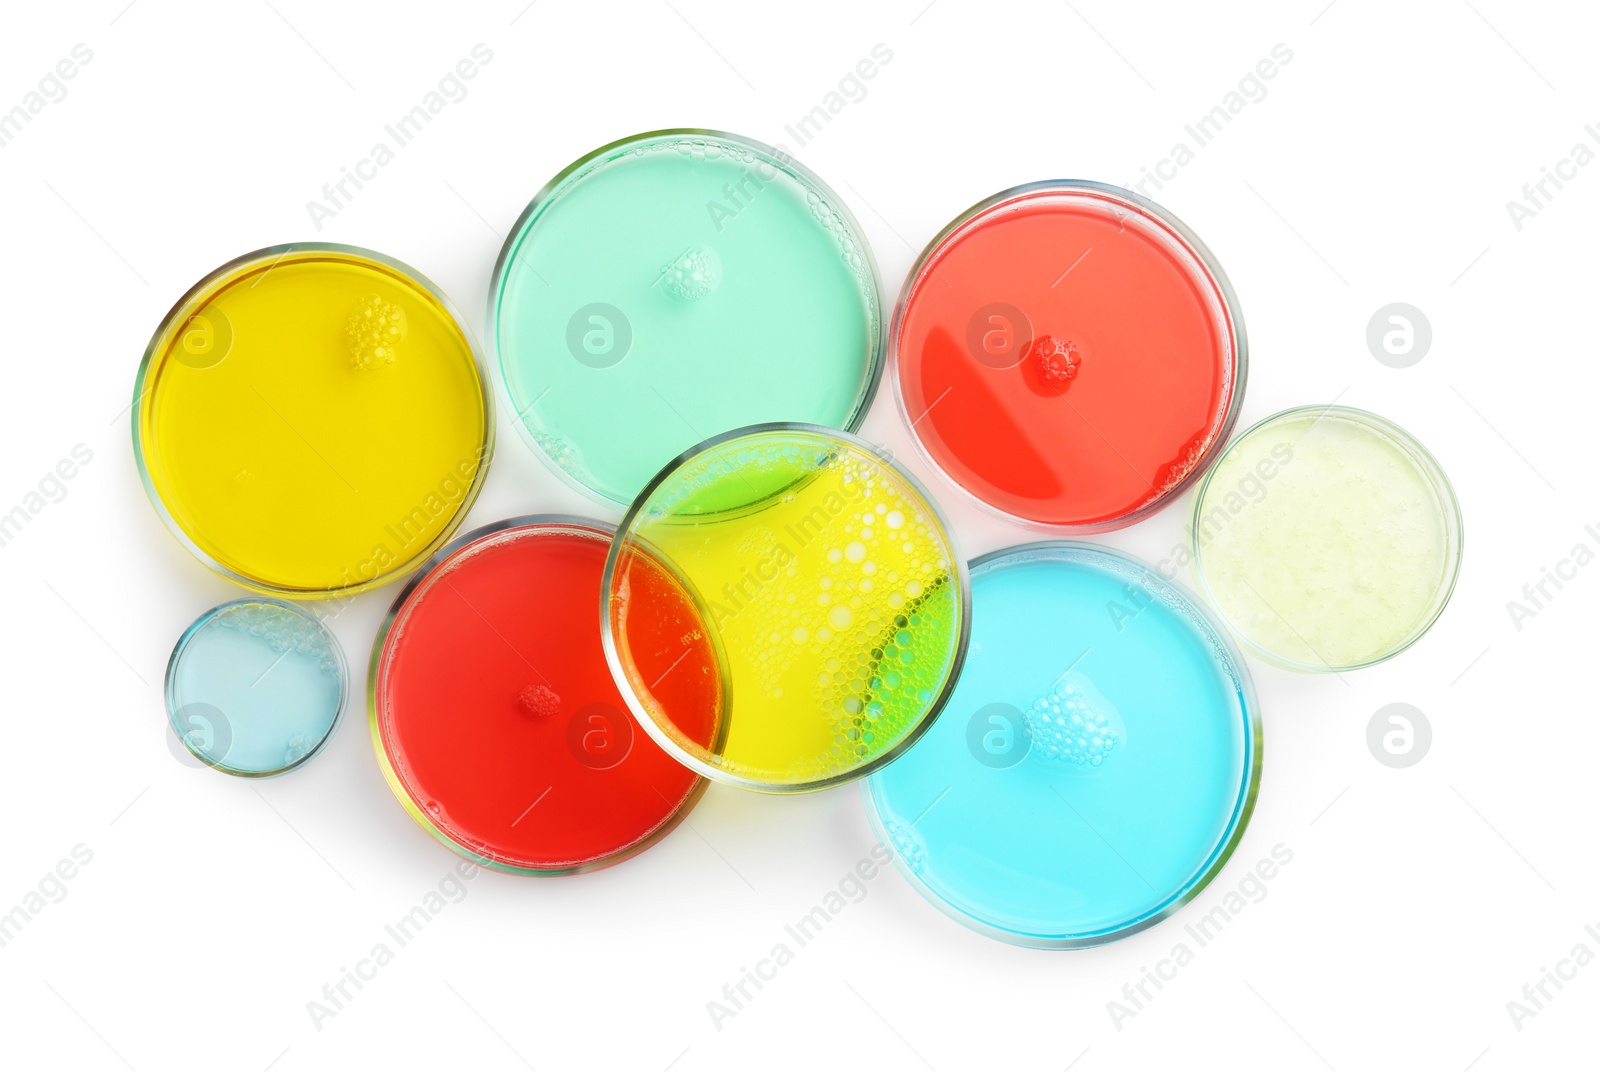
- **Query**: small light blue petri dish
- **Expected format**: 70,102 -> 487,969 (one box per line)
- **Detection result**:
863,542 -> 1261,948
165,598 -> 348,777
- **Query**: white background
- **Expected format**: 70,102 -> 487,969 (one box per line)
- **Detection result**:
0,1 -> 1593,1068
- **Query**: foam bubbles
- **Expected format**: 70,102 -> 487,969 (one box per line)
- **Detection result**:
345,293 -> 407,370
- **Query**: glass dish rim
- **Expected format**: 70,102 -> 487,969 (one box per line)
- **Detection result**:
861,538 -> 1263,949
1187,402 -> 1466,673
485,127 -> 888,510
887,178 -> 1250,534
368,512 -> 711,876
131,242 -> 496,600
165,595 -> 350,779
599,421 -> 973,795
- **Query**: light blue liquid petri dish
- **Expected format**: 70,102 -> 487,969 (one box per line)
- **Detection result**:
166,599 -> 348,777
864,542 -> 1260,948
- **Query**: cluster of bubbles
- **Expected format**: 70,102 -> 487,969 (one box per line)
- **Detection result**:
660,246 -> 722,301
517,683 -> 561,719
1147,429 -> 1220,504
284,732 -> 316,765
816,577 -> 954,776
1028,334 -> 1081,386
632,434 -> 960,783
746,452 -> 957,778
214,601 -> 339,674
804,189 -> 878,311
530,429 -> 589,485
880,819 -> 926,876
654,136 -> 749,164
345,293 -> 407,370
1024,678 -> 1120,766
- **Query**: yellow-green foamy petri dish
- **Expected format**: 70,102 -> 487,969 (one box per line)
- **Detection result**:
602,423 -> 971,792
1189,405 -> 1462,672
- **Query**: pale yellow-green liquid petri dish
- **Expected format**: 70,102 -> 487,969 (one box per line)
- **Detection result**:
1190,406 -> 1461,671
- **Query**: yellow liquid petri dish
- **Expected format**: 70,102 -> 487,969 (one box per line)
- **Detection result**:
134,245 -> 492,597
1189,405 -> 1462,672
602,424 -> 971,792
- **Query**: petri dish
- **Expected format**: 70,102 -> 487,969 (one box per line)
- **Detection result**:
371,516 -> 720,875
1189,405 -> 1463,672
892,180 -> 1245,532
166,598 -> 348,777
134,244 -> 492,598
603,424 -> 970,793
489,129 -> 883,507
864,542 -> 1260,948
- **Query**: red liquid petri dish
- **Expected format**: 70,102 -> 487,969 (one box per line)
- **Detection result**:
371,516 -> 722,875
892,181 -> 1246,531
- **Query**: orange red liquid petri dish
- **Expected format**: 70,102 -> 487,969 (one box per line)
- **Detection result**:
892,181 -> 1245,531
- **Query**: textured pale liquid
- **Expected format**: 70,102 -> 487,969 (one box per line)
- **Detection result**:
1195,411 -> 1453,668
609,434 -> 962,787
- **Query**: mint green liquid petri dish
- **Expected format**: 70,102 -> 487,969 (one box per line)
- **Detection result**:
489,130 -> 883,507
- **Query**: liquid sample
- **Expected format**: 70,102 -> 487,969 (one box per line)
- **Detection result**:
893,181 -> 1243,530
166,599 -> 346,777
491,130 -> 882,506
864,543 -> 1259,947
372,519 -> 720,874
1191,406 -> 1462,671
604,426 -> 967,792
135,246 -> 490,596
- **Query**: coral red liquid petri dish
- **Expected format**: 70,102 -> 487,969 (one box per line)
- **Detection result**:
371,516 -> 722,874
892,181 -> 1246,531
